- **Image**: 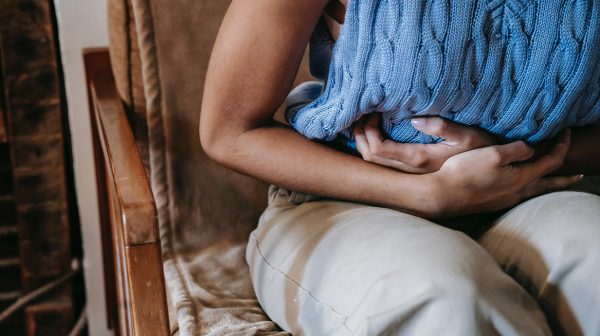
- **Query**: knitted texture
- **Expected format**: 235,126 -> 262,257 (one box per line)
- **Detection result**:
288,0 -> 600,144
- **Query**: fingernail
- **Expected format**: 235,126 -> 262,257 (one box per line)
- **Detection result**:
578,174 -> 585,180
411,118 -> 427,126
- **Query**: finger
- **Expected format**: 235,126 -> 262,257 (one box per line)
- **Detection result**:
372,155 -> 426,173
521,129 -> 571,178
521,174 -> 584,199
376,141 -> 432,166
364,114 -> 385,154
375,140 -> 460,171
355,129 -> 425,172
360,114 -> 432,164
491,141 -> 535,166
354,123 -> 369,156
410,117 -> 470,144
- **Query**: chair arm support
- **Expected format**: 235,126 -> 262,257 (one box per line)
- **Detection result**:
85,49 -> 159,247
84,49 -> 170,336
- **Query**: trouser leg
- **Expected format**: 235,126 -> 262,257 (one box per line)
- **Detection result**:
479,191 -> 600,336
247,187 -> 551,336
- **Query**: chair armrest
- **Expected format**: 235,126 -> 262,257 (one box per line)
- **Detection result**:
84,48 -> 169,336
86,50 -> 158,246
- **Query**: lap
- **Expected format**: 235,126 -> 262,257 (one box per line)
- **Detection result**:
246,186 -> 548,335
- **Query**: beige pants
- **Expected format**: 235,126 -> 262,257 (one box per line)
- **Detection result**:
246,186 -> 600,335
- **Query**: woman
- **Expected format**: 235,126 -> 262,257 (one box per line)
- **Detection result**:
200,0 -> 600,334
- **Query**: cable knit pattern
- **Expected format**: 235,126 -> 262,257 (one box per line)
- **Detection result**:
288,0 -> 600,144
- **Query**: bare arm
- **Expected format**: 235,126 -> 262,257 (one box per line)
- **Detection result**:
200,0 -> 580,219
200,0 -> 435,216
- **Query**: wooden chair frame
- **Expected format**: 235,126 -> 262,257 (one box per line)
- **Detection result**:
84,49 -> 170,336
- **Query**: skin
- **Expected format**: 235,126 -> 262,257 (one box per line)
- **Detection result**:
355,113 -> 600,176
200,0 -> 594,220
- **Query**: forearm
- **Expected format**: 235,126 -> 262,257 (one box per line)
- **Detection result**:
557,122 -> 600,175
203,122 -> 438,217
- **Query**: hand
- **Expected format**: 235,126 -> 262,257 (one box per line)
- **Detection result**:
354,114 -> 497,174
430,129 -> 583,218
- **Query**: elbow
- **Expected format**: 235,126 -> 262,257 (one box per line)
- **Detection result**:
199,112 -> 230,165
198,110 -> 236,166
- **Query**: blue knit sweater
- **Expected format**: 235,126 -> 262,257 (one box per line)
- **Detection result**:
287,0 -> 600,145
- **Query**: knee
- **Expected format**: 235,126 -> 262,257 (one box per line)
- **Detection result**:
370,231 -> 499,311
484,191 -> 600,265
418,265 -> 490,310
529,192 -> 600,269
348,230 -> 550,335
519,192 -> 600,233
355,254 -> 517,335
549,233 -> 600,282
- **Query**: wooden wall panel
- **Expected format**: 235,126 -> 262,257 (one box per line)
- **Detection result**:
25,302 -> 73,336
0,0 -> 74,333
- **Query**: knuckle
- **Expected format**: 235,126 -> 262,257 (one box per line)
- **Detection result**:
550,179 -> 565,189
554,177 -> 573,189
548,156 -> 564,171
431,119 -> 449,134
410,151 -> 430,169
370,142 -> 383,156
488,147 -> 504,164
361,152 -> 374,162
556,155 -> 567,168
463,133 -> 480,148
364,120 -> 376,130
515,140 -> 527,152
515,141 -> 532,156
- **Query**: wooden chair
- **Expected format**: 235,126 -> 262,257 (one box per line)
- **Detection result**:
84,49 -> 169,335
84,2 -> 600,335
84,0 -> 312,334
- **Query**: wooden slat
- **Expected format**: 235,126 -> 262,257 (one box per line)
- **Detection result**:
107,172 -> 133,336
0,225 -> 18,259
84,49 -> 169,336
84,48 -> 119,332
0,32 -> 6,144
0,226 -> 17,235
0,5 -> 72,320
25,301 -> 73,336
0,195 -> 13,202
0,257 -> 20,268
88,53 -> 158,247
125,244 -> 169,336
0,290 -> 20,301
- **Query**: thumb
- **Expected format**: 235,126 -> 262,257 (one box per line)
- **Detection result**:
492,141 -> 535,166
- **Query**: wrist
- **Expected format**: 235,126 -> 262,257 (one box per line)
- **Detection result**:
391,173 -> 445,219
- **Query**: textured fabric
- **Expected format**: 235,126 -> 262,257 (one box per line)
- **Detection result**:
479,191 -> 600,336
247,186 -> 600,335
107,0 -> 149,167
289,0 -> 600,146
125,0 -> 312,334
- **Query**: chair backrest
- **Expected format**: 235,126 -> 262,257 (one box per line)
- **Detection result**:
107,0 -> 313,253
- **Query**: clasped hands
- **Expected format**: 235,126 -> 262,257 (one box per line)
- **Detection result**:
354,113 -> 583,215
354,113 -> 498,174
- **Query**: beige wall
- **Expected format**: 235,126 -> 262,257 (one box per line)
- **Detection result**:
53,1 -> 111,335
